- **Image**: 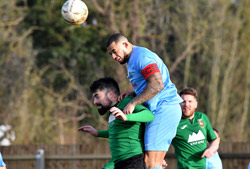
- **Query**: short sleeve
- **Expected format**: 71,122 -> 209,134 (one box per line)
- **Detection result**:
204,115 -> 217,141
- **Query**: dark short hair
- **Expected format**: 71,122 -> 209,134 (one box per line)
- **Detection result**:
179,87 -> 198,99
106,33 -> 125,48
90,77 -> 120,96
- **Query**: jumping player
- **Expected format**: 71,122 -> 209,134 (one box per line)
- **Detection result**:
106,33 -> 183,169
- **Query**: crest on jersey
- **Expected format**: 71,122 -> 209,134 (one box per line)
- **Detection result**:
128,72 -> 133,78
198,120 -> 204,128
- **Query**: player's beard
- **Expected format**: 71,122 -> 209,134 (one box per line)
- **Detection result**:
119,52 -> 129,65
182,109 -> 195,119
97,100 -> 113,115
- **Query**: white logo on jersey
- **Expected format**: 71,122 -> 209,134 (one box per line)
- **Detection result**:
188,130 -> 205,143
181,125 -> 187,129
108,114 -> 115,123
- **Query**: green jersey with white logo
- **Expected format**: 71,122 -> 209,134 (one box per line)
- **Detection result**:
98,96 -> 154,164
172,112 -> 217,169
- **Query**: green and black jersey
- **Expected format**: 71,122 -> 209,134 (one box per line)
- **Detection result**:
98,96 -> 154,165
172,112 -> 217,169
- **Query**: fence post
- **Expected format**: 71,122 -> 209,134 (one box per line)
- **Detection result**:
36,149 -> 45,169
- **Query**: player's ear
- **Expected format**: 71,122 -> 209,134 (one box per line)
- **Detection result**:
122,42 -> 128,48
107,90 -> 116,99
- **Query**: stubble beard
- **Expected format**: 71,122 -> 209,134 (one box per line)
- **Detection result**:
182,109 -> 195,119
119,53 -> 129,65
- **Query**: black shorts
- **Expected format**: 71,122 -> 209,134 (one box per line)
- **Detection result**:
114,153 -> 144,169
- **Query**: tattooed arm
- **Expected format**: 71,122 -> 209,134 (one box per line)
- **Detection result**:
123,72 -> 164,114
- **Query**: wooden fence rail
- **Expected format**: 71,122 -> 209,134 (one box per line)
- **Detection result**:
1,142 -> 250,169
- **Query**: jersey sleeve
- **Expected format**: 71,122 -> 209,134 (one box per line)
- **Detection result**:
126,104 -> 155,122
98,130 -> 109,138
135,51 -> 160,80
204,114 -> 217,141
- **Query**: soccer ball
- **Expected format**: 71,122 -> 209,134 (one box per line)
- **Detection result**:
61,0 -> 88,25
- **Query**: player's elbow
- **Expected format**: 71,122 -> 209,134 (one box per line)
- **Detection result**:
156,83 -> 164,92
160,83 -> 164,91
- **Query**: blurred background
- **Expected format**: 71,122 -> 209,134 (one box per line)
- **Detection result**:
0,0 -> 249,168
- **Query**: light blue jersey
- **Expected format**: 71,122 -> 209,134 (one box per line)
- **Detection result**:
0,153 -> 6,167
206,152 -> 223,169
127,46 -> 182,151
127,46 -> 182,111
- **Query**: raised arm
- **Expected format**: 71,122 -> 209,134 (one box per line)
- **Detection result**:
110,105 -> 154,122
123,72 -> 164,114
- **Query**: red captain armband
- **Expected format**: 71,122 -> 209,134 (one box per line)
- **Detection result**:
141,63 -> 160,80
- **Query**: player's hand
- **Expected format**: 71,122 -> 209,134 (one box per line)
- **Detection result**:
110,107 -> 127,121
201,148 -> 214,158
162,159 -> 168,169
78,125 -> 98,137
118,91 -> 132,101
123,102 -> 135,114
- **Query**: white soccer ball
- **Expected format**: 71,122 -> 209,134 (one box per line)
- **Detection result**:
61,0 -> 88,25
